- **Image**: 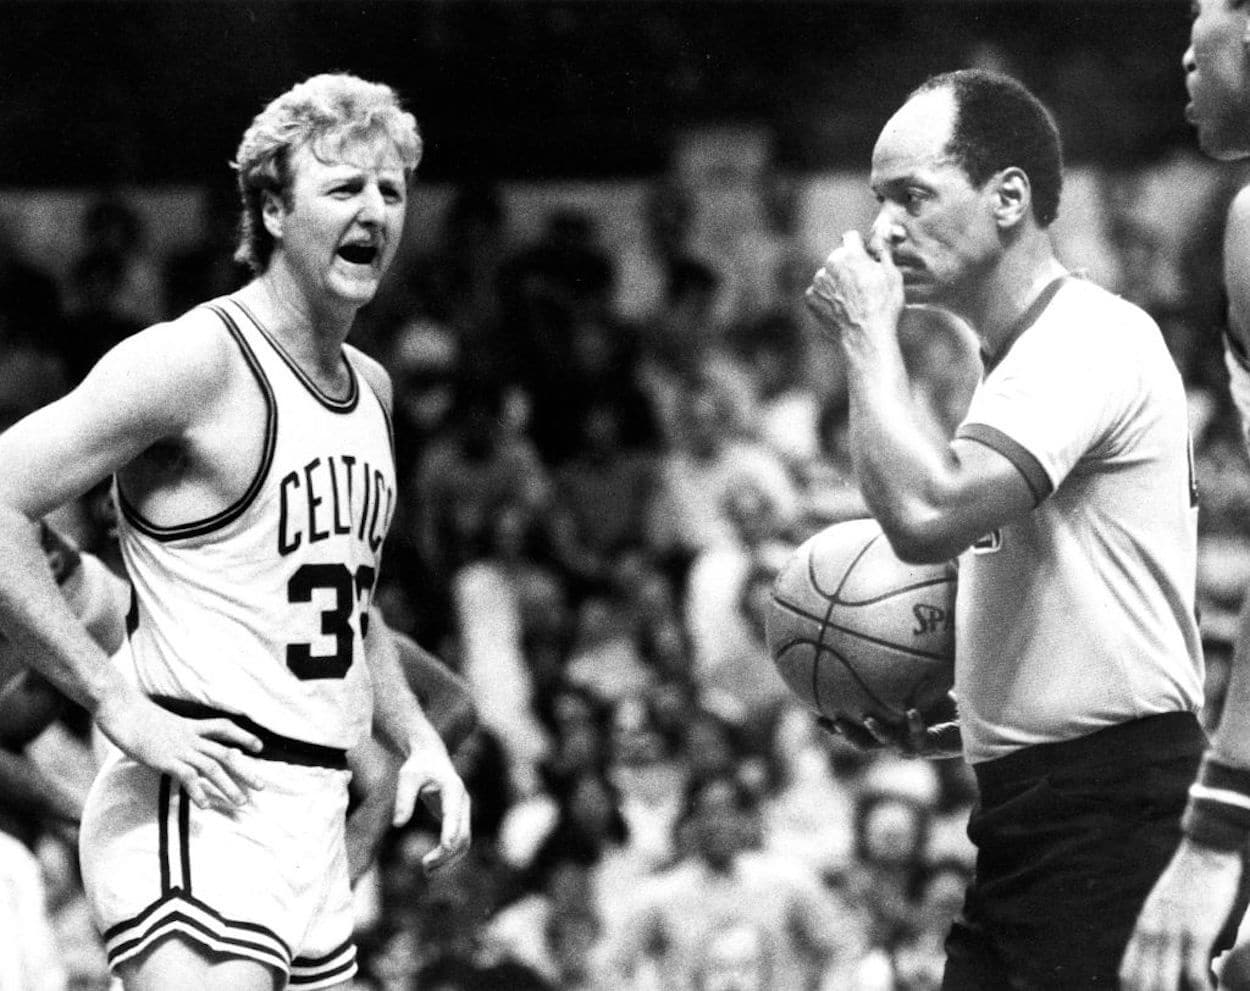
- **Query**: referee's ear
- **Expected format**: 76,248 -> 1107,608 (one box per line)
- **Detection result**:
991,166 -> 1031,230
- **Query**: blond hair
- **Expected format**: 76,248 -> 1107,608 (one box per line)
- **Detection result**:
232,73 -> 422,273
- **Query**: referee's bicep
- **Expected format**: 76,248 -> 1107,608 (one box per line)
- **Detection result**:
944,434 -> 1040,534
891,436 -> 1038,563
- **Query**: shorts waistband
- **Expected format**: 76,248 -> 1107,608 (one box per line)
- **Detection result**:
151,695 -> 349,770
973,711 -> 1206,792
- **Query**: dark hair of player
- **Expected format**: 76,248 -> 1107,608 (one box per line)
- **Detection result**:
913,68 -> 1063,227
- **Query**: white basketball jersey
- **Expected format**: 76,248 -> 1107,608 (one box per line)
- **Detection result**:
116,298 -> 396,750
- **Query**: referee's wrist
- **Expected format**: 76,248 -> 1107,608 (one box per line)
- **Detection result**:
1182,755 -> 1250,852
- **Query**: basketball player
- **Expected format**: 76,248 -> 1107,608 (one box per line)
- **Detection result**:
805,69 -> 1214,988
1121,4 -> 1250,988
0,73 -> 470,990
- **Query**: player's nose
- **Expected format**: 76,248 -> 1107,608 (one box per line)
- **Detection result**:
356,182 -> 386,226
870,208 -> 902,246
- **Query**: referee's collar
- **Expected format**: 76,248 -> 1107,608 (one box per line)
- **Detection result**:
980,274 -> 1070,374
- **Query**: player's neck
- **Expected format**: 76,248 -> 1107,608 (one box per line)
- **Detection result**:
240,266 -> 357,380
965,242 -> 1067,360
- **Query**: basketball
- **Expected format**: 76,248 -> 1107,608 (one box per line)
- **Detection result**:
766,517 -> 956,728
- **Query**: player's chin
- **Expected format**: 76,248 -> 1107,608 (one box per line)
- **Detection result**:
1198,127 -> 1250,163
329,269 -> 383,305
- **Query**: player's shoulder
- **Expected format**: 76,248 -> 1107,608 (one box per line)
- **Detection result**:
109,302 -> 239,375
81,303 -> 242,412
1228,184 -> 1250,224
1048,275 -> 1159,348
1057,273 -> 1146,318
1224,185 -> 1250,258
344,343 -> 393,412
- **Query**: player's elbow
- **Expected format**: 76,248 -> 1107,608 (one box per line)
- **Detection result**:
878,513 -> 963,565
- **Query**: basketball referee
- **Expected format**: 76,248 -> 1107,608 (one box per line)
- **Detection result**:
805,69 -> 1228,989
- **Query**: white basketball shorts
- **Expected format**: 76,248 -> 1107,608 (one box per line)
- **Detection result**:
80,744 -> 356,989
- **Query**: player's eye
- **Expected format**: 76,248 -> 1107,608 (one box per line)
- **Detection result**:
904,189 -> 929,213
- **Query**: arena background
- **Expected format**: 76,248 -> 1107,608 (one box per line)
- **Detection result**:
0,0 -> 1226,284
5,3 -> 1250,989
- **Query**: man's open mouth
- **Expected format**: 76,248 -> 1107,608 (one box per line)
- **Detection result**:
337,244 -> 378,265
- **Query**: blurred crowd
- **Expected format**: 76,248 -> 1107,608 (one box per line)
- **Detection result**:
2,150 -> 1250,991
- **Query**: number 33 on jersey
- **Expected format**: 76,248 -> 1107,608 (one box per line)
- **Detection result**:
116,299 -> 396,751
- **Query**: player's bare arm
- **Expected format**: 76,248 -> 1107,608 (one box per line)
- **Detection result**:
1226,187 -> 1250,363
361,607 -> 471,873
805,231 -> 1035,564
0,314 -> 267,809
346,610 -> 477,881
390,625 -> 478,753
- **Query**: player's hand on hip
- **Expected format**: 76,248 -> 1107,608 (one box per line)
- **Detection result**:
96,689 -> 264,810
392,749 -> 471,874
1119,839 -> 1242,991
804,230 -> 904,347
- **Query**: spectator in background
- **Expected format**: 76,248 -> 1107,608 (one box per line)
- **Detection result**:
607,695 -> 689,881
761,703 -> 861,877
408,378 -> 549,583
450,509 -> 555,797
646,369 -> 800,569
482,854 -> 601,987
891,858 -> 975,991
564,590 -> 656,705
70,195 -> 163,325
57,251 -> 145,386
547,400 -> 660,589
386,318 -> 463,479
840,790 -> 936,960
609,548 -> 692,686
726,310 -> 824,471
162,182 -> 248,320
684,481 -> 794,724
616,178 -> 697,323
0,213 -> 64,354
601,771 -> 867,990
495,209 -> 617,413
58,194 -> 170,386
408,182 -> 512,337
0,829 -> 66,991
637,256 -> 750,442
379,317 -> 467,647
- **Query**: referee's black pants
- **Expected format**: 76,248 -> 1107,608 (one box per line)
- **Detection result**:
941,711 -> 1243,991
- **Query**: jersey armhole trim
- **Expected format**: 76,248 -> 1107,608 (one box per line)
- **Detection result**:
956,422 -> 1053,506
117,303 -> 278,542
349,350 -> 395,456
